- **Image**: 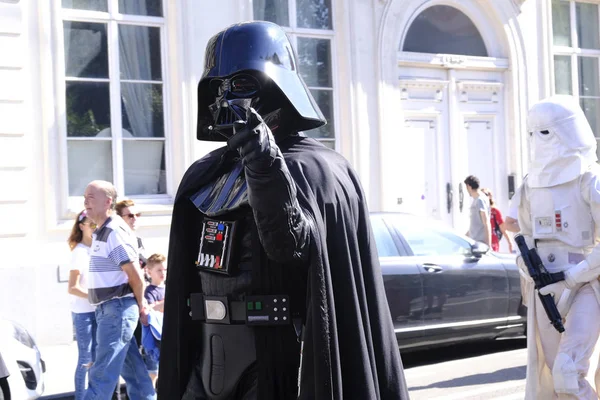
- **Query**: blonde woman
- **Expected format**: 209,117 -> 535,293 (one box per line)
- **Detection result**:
67,210 -> 96,399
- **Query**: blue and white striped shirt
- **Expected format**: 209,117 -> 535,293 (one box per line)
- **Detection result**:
87,215 -> 139,305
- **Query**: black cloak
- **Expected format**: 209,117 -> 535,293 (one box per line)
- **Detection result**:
158,136 -> 409,400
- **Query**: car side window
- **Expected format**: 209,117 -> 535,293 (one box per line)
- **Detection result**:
394,222 -> 472,257
370,216 -> 400,257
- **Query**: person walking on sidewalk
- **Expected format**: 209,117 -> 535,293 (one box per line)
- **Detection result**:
83,180 -> 155,400
464,175 -> 492,247
67,209 -> 97,400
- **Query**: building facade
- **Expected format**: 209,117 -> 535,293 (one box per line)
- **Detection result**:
0,0 -> 594,345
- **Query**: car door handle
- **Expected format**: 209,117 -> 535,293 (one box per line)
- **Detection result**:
423,263 -> 443,273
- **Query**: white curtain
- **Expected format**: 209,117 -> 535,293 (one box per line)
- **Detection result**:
118,1 -> 165,195
118,7 -> 153,138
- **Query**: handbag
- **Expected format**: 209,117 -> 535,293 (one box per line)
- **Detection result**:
492,210 -> 503,241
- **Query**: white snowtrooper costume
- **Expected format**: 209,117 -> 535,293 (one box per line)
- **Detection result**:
517,95 -> 600,399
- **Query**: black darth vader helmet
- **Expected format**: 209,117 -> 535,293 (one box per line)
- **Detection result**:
196,21 -> 326,141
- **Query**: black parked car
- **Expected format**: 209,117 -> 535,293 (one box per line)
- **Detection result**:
370,212 -> 526,351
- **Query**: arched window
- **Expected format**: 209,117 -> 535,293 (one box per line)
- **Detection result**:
402,5 -> 488,57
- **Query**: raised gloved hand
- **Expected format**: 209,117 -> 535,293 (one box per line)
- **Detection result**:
227,107 -> 279,173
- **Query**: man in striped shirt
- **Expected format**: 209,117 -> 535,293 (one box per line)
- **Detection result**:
83,180 -> 156,400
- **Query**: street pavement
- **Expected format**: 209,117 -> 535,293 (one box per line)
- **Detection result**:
38,342 -> 125,399
39,340 -> 531,400
38,342 -> 77,399
403,340 -> 527,399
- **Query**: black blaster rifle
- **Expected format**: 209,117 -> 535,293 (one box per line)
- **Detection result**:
514,234 -> 566,333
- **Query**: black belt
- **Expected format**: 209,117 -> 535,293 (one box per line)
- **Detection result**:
189,293 -> 291,326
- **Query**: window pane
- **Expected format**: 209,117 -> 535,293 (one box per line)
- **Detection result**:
64,22 -> 108,78
297,0 -> 332,30
119,25 -> 162,81
581,98 -> 600,138
392,219 -> 471,256
552,0 -> 571,46
402,5 -> 487,56
66,82 -> 111,137
121,83 -> 164,137
297,38 -> 332,87
370,216 -> 399,257
67,140 -> 113,196
554,55 -> 572,94
62,0 -> 107,12
253,0 -> 289,26
576,2 -> 599,49
578,57 -> 600,97
305,89 -> 334,139
123,140 -> 166,195
119,0 -> 163,17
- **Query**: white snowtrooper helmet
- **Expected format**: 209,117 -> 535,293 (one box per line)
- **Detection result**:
526,95 -> 597,188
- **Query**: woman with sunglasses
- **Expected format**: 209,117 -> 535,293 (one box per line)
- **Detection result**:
67,210 -> 97,400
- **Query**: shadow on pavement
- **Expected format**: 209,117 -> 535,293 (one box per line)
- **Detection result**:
408,365 -> 526,391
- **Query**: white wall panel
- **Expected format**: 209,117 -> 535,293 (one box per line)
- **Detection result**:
0,1 -> 22,35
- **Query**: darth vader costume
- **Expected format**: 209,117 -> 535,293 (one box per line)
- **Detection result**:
158,21 -> 409,400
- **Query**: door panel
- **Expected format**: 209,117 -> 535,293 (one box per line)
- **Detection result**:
387,215 -> 509,326
370,215 -> 425,341
417,254 -> 509,325
399,118 -> 439,218
454,117 -> 497,235
380,259 -> 425,335
452,72 -> 507,242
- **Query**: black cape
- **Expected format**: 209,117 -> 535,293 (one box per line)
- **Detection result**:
158,136 -> 409,399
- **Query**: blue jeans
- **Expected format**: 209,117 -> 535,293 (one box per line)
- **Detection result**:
84,297 -> 156,400
142,348 -> 159,374
72,311 -> 97,400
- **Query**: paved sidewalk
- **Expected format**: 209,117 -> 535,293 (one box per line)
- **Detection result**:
37,342 -> 125,399
38,342 -> 78,399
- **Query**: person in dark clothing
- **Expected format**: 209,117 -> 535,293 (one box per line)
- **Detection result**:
158,21 -> 409,400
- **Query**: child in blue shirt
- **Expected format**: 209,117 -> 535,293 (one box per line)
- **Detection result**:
143,254 -> 166,387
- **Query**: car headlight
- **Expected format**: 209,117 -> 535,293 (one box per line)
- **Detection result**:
1,321 -> 36,349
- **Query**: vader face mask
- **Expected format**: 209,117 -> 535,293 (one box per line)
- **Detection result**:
205,72 -> 285,140
207,73 -> 262,139
527,95 -> 597,188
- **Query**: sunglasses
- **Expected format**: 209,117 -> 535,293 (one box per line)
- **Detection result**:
125,213 -> 141,219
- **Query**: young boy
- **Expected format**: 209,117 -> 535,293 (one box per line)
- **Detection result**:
143,253 -> 166,387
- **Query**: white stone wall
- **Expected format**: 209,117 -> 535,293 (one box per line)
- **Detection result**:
0,0 -> 549,345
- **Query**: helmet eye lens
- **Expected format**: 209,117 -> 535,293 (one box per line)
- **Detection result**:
209,75 -> 260,98
231,75 -> 260,97
540,130 -> 550,135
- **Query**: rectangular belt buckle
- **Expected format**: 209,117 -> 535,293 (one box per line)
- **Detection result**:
204,295 -> 231,324
189,294 -> 232,324
245,295 -> 290,326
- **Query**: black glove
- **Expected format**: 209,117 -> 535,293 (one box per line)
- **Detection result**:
227,107 -> 279,173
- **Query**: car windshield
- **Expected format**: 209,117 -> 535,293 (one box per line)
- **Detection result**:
385,214 -> 474,257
